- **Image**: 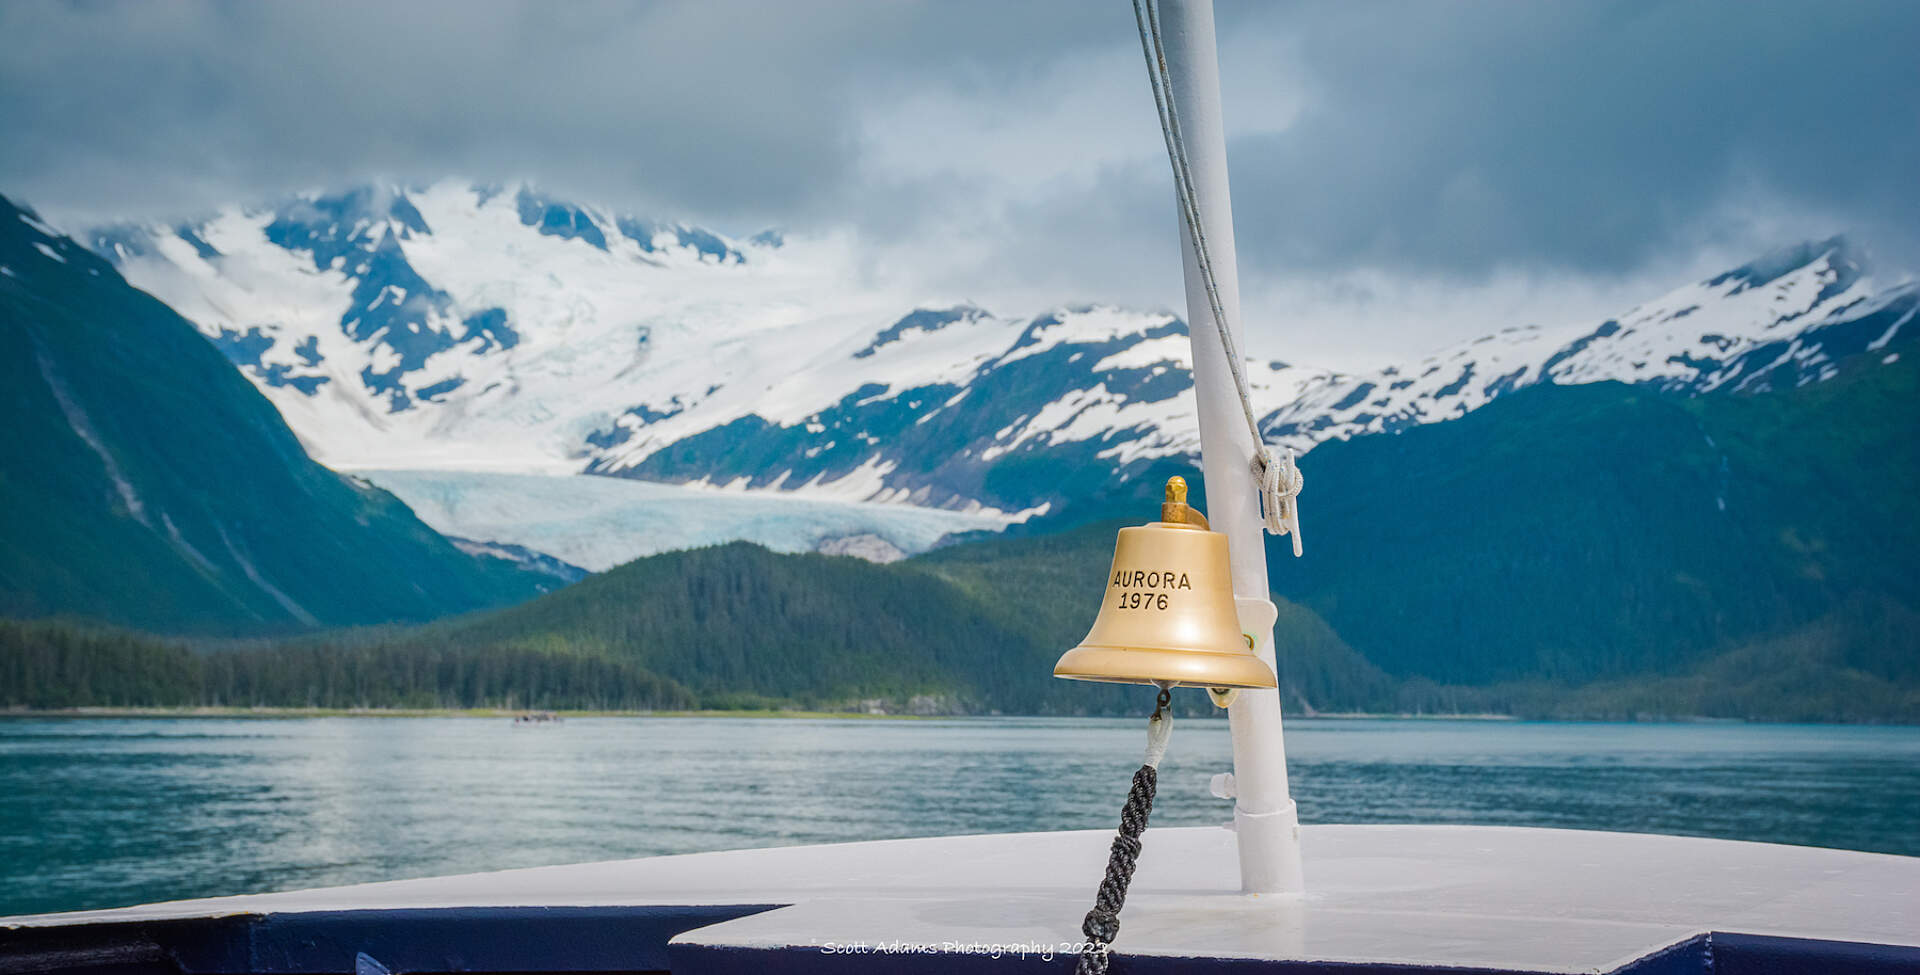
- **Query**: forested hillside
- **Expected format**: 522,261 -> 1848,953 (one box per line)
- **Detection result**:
0,542 -> 1381,717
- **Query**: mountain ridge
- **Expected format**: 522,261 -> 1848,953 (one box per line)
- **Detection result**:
72,181 -> 1917,526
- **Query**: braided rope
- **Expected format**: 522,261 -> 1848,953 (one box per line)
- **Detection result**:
1076,688 -> 1172,975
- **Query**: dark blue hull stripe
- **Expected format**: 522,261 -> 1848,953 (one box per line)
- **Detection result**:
4,908 -> 1917,975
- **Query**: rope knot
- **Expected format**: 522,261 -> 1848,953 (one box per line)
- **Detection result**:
1252,446 -> 1305,557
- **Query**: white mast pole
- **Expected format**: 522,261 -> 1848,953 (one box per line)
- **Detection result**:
1157,0 -> 1305,895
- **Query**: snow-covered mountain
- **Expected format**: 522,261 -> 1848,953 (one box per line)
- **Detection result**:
82,181 -> 1917,525
1263,238 -> 1916,446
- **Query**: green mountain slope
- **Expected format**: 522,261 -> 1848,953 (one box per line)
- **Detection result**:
1271,350 -> 1920,690
0,195 -> 549,633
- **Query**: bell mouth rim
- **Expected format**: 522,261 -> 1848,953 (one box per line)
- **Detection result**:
1051,643 -> 1277,690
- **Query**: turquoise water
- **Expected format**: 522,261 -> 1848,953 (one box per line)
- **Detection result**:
2,716 -> 1916,918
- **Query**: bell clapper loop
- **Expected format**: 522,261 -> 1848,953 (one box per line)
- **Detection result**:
1146,684 -> 1173,767
1145,686 -> 1173,768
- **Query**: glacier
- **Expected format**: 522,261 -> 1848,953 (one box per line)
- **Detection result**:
358,470 -> 1016,571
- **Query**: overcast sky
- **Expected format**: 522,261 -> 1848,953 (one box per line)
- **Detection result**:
3,0 -> 1915,369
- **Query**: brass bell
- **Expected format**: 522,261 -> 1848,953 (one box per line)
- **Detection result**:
1053,477 -> 1278,690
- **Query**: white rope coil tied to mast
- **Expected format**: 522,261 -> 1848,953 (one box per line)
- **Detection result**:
1133,0 -> 1304,557
1253,447 -> 1304,556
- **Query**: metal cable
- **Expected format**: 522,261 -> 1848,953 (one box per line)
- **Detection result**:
1131,0 -> 1304,555
1075,688 -> 1172,975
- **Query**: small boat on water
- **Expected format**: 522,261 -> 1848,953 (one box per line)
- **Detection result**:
512,711 -> 562,726
3,2 -> 1913,972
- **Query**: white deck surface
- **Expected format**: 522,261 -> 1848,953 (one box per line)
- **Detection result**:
7,826 -> 1917,972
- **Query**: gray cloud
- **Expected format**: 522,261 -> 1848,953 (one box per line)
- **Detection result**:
0,0 -> 1117,223
1220,1 -> 1920,276
3,0 -> 1915,363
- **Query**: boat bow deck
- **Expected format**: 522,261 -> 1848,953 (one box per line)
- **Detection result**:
4,825 -> 1917,973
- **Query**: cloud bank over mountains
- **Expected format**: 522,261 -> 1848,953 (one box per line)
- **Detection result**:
2,0 -> 1914,369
